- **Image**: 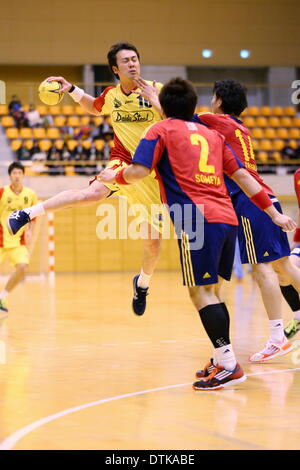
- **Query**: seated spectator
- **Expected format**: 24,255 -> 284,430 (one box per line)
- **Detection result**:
281,139 -> 296,159
61,143 -> 71,161
43,114 -> 54,128
17,143 -> 31,161
98,115 -> 113,138
73,139 -> 90,175
30,140 -> 46,161
102,133 -> 113,161
26,104 -> 42,128
8,95 -> 22,115
60,125 -> 74,140
294,140 -> 300,159
46,144 -> 65,175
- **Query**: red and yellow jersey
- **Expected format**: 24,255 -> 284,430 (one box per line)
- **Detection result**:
195,113 -> 274,197
132,118 -> 242,225
294,168 -> 300,207
93,81 -> 163,164
0,185 -> 38,248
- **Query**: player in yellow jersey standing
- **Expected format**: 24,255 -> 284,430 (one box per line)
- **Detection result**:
0,163 -> 37,316
8,43 -> 163,316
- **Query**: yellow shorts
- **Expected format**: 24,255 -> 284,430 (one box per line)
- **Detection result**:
0,246 -> 29,267
93,159 -> 164,233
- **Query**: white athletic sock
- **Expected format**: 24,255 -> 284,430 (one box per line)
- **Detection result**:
293,310 -> 300,321
269,319 -> 285,343
214,344 -> 237,371
24,202 -> 45,220
137,269 -> 152,289
0,290 -> 8,300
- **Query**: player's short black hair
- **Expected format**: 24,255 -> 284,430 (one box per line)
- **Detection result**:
159,78 -> 197,121
107,42 -> 140,79
213,79 -> 248,116
8,162 -> 25,175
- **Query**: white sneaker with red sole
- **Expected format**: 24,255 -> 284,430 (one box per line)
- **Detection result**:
249,338 -> 293,363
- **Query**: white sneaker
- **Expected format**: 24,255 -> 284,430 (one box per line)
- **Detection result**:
249,338 -> 293,363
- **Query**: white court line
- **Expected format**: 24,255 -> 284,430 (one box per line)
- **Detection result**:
0,367 -> 299,451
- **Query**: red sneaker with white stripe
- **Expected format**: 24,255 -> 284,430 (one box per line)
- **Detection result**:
249,338 -> 293,363
193,363 -> 246,391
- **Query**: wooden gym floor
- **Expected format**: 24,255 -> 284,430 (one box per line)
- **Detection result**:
0,271 -> 299,450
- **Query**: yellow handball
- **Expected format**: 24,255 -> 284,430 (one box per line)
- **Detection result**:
38,80 -> 64,105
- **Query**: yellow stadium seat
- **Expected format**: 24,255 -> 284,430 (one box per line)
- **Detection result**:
11,139 -> 22,151
273,139 -> 285,150
289,128 -> 300,139
109,139 -> 114,148
62,105 -> 74,115
39,139 -> 52,151
80,116 -> 90,126
48,106 -> 61,115
6,128 -> 19,139
54,139 -> 64,149
67,116 -> 80,127
67,139 -> 78,151
259,139 -> 272,151
0,104 -> 8,115
288,139 -> 298,149
65,166 -> 75,176
252,128 -> 265,139
280,117 -> 293,127
272,107 -> 283,116
47,128 -> 60,139
256,117 -> 268,127
54,116 -> 66,127
240,109 -> 247,117
264,128 -> 276,139
268,117 -> 281,127
256,151 -> 268,163
276,128 -> 289,139
248,107 -> 259,116
20,128 -> 33,139
94,139 -> 105,151
36,105 -> 48,115
33,128 -> 46,139
271,151 -> 282,163
244,117 -> 256,128
260,106 -> 271,116
1,116 -> 15,127
284,106 -> 296,116
82,140 -> 91,149
293,117 -> 300,127
197,106 -> 210,113
251,139 -> 259,151
24,139 -> 33,149
93,116 -> 103,126
74,106 -> 86,116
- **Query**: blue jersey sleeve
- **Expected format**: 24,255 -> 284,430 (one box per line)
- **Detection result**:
132,136 -> 161,169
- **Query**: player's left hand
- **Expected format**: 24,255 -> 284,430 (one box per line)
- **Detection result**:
98,169 -> 117,184
271,214 -> 297,232
132,77 -> 158,102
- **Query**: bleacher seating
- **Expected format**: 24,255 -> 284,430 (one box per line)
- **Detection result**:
195,105 -> 300,165
1,104 -> 299,174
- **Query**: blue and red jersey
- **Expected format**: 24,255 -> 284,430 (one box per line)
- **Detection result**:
132,118 -> 243,225
194,113 -> 274,197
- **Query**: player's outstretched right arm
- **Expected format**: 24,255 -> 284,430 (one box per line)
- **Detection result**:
45,76 -> 101,116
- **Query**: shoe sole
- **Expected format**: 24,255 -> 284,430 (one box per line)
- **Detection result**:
193,374 -> 247,391
249,344 -> 294,363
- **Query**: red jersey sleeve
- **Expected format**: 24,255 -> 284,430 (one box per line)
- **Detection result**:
223,142 -> 245,176
0,188 -> 3,199
132,123 -> 165,169
197,113 -> 222,130
93,86 -> 115,113
294,169 -> 300,207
